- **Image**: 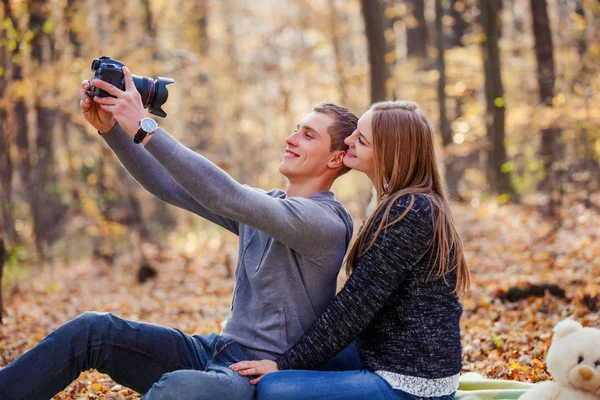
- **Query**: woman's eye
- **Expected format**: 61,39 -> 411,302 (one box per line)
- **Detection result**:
304,133 -> 312,139
578,356 -> 584,364
595,360 -> 600,368
358,137 -> 364,145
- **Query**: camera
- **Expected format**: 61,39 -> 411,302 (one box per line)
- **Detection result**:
90,56 -> 174,118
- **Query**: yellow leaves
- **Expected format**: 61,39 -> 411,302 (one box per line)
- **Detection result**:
553,93 -> 566,106
86,174 -> 98,186
23,29 -> 35,43
42,18 -> 55,35
384,51 -> 396,65
498,193 -> 511,204
491,334 -> 505,349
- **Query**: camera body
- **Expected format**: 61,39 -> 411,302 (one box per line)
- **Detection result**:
91,56 -> 126,98
90,56 -> 174,118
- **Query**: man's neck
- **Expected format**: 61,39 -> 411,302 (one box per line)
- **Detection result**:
285,179 -> 333,198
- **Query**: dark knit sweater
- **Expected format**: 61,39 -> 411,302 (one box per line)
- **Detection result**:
276,194 -> 463,381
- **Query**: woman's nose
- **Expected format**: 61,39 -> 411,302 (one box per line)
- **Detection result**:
344,134 -> 354,146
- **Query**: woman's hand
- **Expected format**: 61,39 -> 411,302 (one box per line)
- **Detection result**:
229,359 -> 280,385
91,66 -> 146,137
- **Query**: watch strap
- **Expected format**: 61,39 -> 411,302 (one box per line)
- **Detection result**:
133,127 -> 147,144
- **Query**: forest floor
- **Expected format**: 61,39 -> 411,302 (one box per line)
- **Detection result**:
0,201 -> 599,399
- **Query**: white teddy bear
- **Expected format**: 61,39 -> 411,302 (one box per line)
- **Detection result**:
520,318 -> 600,400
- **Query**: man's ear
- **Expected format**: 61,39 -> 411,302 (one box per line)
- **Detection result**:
328,150 -> 346,169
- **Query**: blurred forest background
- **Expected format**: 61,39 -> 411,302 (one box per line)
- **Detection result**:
0,0 -> 599,398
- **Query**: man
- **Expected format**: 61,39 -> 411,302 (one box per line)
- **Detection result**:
0,66 -> 358,400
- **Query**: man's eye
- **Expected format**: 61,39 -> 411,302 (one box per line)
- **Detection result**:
304,133 -> 312,139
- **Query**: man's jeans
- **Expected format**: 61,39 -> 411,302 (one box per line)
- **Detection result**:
0,312 -> 255,400
257,369 -> 456,400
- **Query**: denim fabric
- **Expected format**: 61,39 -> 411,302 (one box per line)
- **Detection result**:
0,312 -> 254,400
256,369 -> 456,400
144,341 -> 364,400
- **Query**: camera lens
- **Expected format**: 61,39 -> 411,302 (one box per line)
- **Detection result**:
132,75 -> 174,118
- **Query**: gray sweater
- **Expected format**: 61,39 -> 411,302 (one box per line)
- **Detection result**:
101,124 -> 353,359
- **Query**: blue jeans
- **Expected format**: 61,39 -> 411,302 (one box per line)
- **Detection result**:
257,370 -> 456,400
0,312 -> 254,400
256,344 -> 455,400
146,339 -> 365,399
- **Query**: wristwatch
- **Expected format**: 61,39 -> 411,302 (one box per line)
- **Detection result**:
134,117 -> 159,144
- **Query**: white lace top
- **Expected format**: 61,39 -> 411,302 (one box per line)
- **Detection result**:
376,370 -> 460,397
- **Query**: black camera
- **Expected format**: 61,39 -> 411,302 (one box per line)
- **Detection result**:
90,56 -> 174,118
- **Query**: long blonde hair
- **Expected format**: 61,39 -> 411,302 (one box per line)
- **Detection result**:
344,101 -> 470,295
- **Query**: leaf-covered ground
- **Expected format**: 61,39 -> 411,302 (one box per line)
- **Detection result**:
1,201 -> 599,399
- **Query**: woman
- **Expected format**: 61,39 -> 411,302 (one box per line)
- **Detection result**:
230,101 -> 470,400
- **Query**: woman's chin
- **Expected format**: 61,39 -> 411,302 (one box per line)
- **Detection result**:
343,157 -> 357,169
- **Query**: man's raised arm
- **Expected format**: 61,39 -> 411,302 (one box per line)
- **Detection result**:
101,123 -> 239,235
144,128 -> 350,257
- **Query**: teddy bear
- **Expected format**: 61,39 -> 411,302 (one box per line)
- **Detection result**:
519,318 -> 600,400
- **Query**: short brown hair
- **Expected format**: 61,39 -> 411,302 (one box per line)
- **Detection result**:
312,103 -> 358,176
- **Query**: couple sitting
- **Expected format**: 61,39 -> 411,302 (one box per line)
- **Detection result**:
0,68 -> 470,400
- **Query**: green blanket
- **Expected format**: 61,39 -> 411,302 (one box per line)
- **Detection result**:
455,372 -> 533,400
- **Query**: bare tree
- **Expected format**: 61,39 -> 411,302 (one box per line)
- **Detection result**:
26,0 -> 69,267
329,0 -> 349,105
0,239 -> 5,324
530,0 -> 561,215
0,2 -> 17,245
436,0 -> 451,148
361,0 -> 391,102
480,0 -> 512,195
450,0 -> 469,47
406,0 -> 428,58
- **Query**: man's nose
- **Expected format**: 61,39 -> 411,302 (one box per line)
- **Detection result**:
286,133 -> 299,146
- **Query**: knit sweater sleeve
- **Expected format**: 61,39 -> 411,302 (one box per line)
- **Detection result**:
276,194 -> 434,371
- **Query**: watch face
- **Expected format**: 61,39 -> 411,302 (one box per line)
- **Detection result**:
141,118 -> 158,132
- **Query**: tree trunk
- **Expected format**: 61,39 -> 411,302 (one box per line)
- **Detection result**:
66,0 -> 82,57
0,239 -> 5,324
436,0 -> 451,147
406,0 -> 428,58
0,5 -> 17,246
480,0 -> 512,195
195,0 -> 209,56
450,0 -> 468,47
437,0 -> 458,199
329,0 -> 349,105
4,0 -> 31,246
531,0 -> 561,214
361,0 -> 391,103
142,0 -> 159,61
575,1 -> 587,57
27,0 -> 69,266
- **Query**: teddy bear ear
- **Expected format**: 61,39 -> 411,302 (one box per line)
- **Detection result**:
553,318 -> 582,339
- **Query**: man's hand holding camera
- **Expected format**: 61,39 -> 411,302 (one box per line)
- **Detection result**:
79,80 -> 117,135
82,66 -> 147,138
